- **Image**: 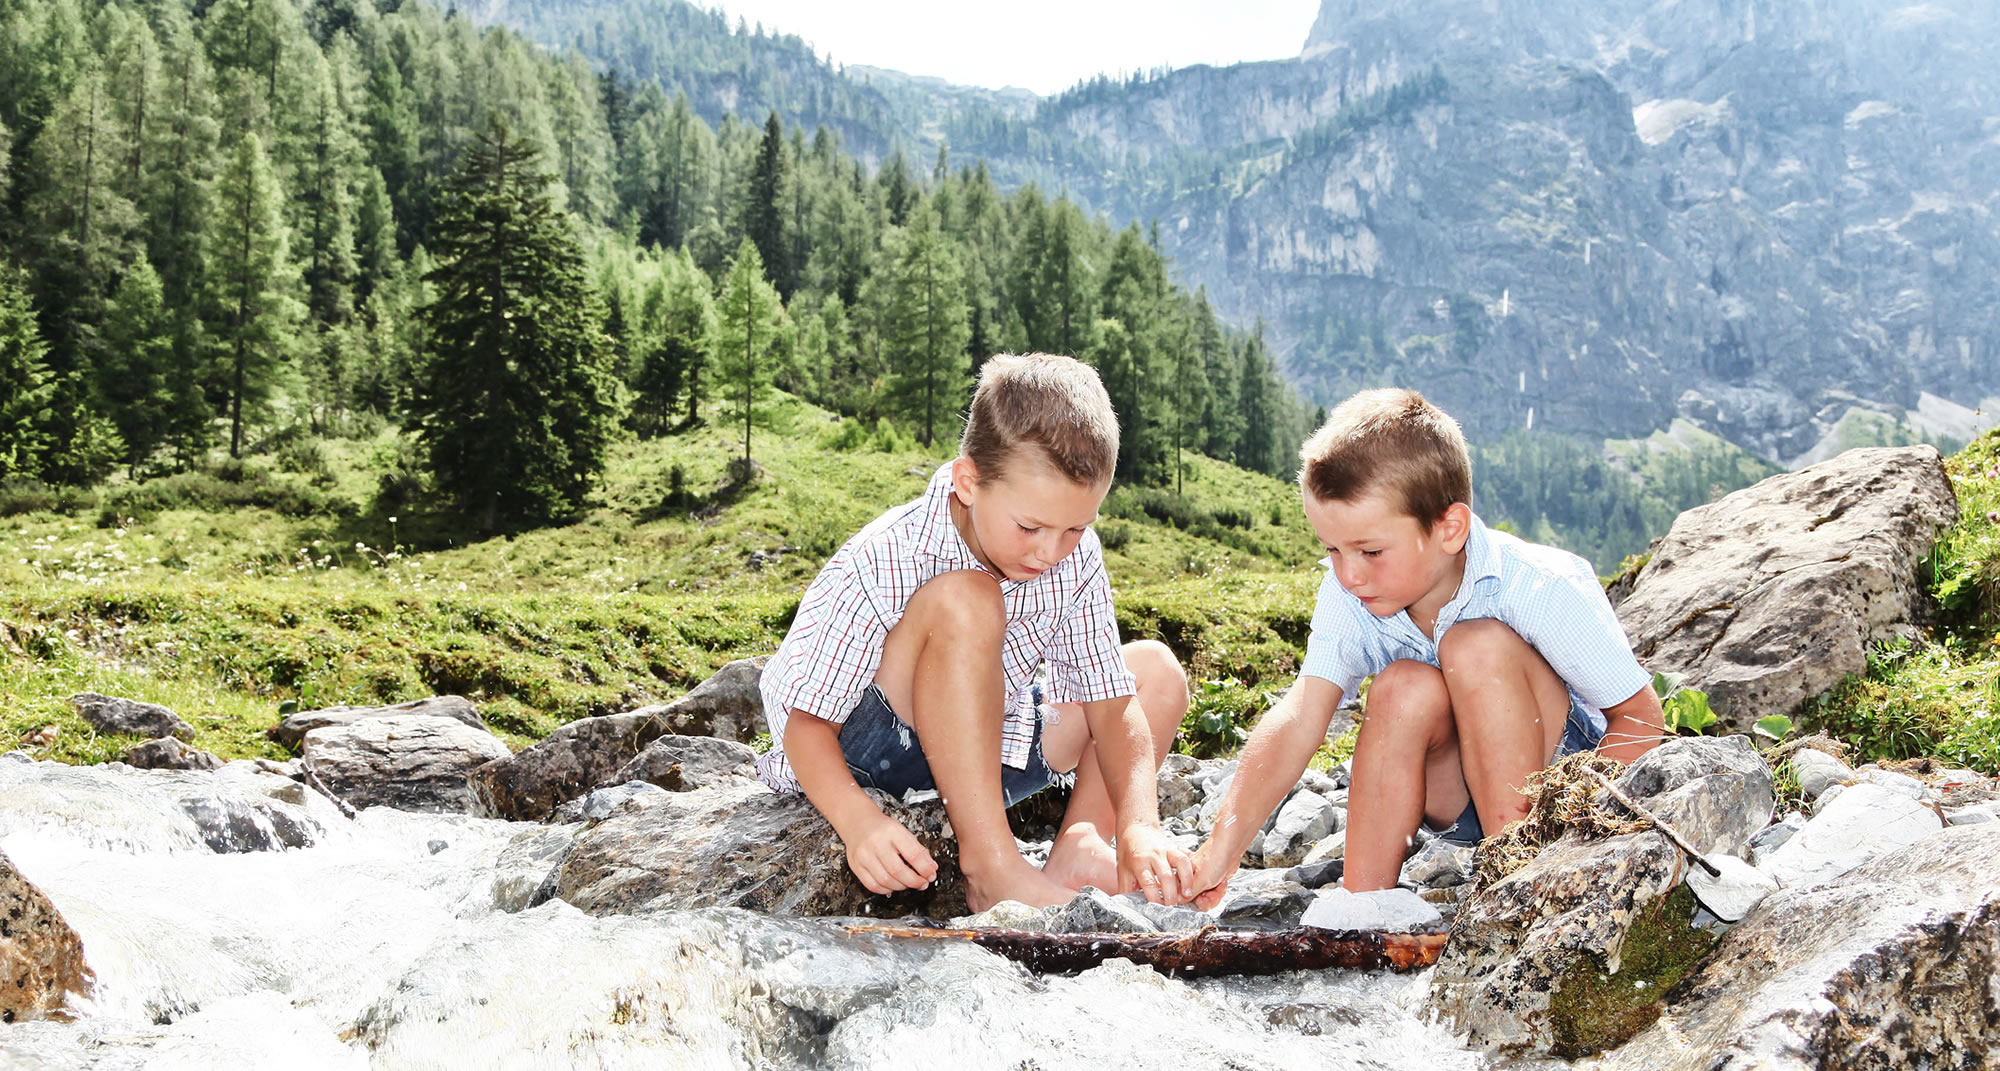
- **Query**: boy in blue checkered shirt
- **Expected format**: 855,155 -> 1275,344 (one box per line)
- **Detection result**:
1189,389 -> 1667,905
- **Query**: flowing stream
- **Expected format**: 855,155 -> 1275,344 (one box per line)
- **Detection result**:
0,756 -> 1563,1070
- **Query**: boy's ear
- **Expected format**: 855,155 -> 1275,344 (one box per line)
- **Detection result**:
951,455 -> 982,497
1438,502 -> 1473,554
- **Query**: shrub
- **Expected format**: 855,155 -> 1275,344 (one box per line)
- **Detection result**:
0,479 -> 96,517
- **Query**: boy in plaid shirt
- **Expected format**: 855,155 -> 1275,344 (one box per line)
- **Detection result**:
758,353 -> 1194,911
1188,389 -> 1667,906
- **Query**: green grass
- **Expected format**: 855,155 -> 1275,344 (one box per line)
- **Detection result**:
1801,429 -> 2000,774
1,400 -> 1325,764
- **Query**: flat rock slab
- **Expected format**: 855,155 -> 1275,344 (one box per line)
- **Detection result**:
69,693 -> 192,741
270,695 -> 486,749
1614,445 -> 1957,731
1759,781 -> 1944,891
555,780 -> 966,919
1,848 -> 94,1023
122,736 -> 223,771
1602,823 -> 1999,1071
302,714 -> 509,813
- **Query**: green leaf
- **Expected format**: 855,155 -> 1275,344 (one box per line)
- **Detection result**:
1663,689 -> 1717,735
1753,714 -> 1794,741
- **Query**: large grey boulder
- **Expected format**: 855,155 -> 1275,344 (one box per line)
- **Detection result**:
554,780 -> 965,919
69,693 -> 192,741
1601,823 -> 1998,1071
1612,735 -> 1774,855
270,695 -> 486,749
301,714 -> 509,812
1,848 -> 94,1023
1613,446 -> 1957,732
469,658 -> 768,820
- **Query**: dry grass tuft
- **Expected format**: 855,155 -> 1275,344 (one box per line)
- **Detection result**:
1469,752 -> 1651,890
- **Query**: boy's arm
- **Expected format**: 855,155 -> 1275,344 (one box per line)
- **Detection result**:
1078,693 -> 1190,902
1596,683 -> 1667,764
783,709 -> 939,895
1186,675 -> 1344,911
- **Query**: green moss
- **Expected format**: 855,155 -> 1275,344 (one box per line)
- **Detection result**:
1546,884 -> 1718,1058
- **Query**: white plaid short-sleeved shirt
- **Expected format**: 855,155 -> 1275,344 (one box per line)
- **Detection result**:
1299,511 -> 1651,729
755,461 -> 1137,792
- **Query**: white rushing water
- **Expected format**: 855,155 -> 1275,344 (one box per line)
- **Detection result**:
0,756 -> 1563,1070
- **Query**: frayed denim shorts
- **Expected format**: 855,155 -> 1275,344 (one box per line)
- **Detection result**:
1426,697 -> 1606,845
839,683 -> 1060,809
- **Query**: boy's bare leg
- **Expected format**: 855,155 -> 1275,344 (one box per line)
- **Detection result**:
875,570 -> 1075,912
1436,619 -> 1570,835
1041,640 -> 1189,892
1342,659 -> 1464,891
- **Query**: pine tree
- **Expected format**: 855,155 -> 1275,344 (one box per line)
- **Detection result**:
98,258 -> 177,473
24,64 -> 141,369
744,110 -> 790,297
881,207 -> 971,447
0,265 -> 54,480
712,236 -> 783,470
413,117 -> 620,527
1236,327 -> 1280,476
204,131 -> 303,457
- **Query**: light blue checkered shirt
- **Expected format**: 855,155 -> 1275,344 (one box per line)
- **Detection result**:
1299,512 -> 1650,729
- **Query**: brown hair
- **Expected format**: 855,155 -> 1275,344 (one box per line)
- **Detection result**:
960,353 -> 1119,486
1298,388 -> 1471,530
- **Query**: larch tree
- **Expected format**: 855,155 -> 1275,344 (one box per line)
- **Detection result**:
881,206 -> 971,448
0,265 -> 54,480
712,236 -> 783,472
204,130 -> 302,457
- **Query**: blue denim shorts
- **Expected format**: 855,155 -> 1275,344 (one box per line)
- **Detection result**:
839,684 -> 1059,809
1427,698 -> 1606,845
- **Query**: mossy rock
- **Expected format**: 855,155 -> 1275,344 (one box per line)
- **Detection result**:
1546,884 -> 1718,1058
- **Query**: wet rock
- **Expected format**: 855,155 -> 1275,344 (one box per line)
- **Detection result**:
178,793 -> 320,853
625,656 -> 769,744
1613,446 -> 1958,732
69,692 -> 192,741
1758,782 -> 1944,891
0,759 -> 333,854
1300,887 -> 1442,933
1283,857 -> 1345,890
557,780 -> 669,822
1049,887 -> 1160,934
1425,831 -> 1698,1056
269,695 -> 485,749
301,714 -> 509,813
613,734 -> 757,792
1210,868 -> 1315,931
122,736 -> 224,771
470,661 -> 769,821
1611,735 -> 1774,854
952,899 -> 1052,931
556,781 -> 966,918
1,847 -> 94,1023
1601,823 -> 2000,1071
1399,839 -> 1476,889
490,822 -> 585,912
1261,789 -> 1338,868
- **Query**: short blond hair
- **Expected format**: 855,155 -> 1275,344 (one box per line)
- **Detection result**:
960,353 -> 1119,486
1298,388 -> 1471,529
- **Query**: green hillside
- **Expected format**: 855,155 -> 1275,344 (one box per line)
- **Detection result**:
0,403 -> 1321,765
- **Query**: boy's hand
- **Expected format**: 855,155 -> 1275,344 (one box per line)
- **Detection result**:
1185,837 -> 1240,912
842,812 -> 939,895
1117,823 -> 1192,905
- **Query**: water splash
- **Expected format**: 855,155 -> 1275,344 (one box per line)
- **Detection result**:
0,757 -> 1544,1069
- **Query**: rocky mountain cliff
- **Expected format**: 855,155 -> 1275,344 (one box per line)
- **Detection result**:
486,0 -> 2000,465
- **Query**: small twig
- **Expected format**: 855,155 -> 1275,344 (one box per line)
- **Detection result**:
300,762 -> 358,820
1586,767 -> 1721,876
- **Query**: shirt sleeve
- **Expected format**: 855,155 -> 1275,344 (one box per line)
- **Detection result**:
1042,536 -> 1137,705
1506,557 -> 1652,710
765,553 -> 892,726
1299,568 -> 1371,703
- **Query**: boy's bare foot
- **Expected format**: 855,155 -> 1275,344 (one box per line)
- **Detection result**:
964,855 -> 1079,912
1040,824 -> 1120,892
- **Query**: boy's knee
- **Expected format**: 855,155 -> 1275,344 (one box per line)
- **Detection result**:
1366,659 -> 1450,720
1436,618 -> 1529,671
905,569 -> 1005,631
1124,639 -> 1189,714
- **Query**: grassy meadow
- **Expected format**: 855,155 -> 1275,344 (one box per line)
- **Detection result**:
0,399 -> 1325,765
4,406 -> 1996,775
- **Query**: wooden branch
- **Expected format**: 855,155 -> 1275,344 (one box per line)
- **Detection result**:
843,923 -> 1449,978
1586,766 -> 1722,876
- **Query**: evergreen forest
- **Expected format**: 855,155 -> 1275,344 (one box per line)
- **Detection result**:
0,0 -> 1317,531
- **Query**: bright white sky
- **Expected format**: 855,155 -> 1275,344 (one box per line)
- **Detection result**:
707,1 -> 1326,96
